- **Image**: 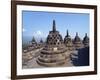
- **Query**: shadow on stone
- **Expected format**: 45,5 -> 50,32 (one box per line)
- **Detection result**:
71,47 -> 89,66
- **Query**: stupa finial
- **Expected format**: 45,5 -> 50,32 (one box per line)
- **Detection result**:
76,32 -> 78,36
53,20 -> 56,32
85,33 -> 87,37
67,30 -> 69,37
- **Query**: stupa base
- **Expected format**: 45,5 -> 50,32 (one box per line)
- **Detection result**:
36,51 -> 71,67
36,58 -> 67,67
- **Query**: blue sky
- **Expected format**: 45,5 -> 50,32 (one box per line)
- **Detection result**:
22,11 -> 89,41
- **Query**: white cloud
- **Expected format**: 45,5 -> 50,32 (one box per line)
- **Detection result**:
36,30 -> 42,36
22,28 -> 26,32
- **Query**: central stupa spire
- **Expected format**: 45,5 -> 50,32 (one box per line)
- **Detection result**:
52,20 -> 56,32
66,30 -> 69,37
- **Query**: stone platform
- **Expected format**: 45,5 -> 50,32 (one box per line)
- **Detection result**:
22,49 -> 78,69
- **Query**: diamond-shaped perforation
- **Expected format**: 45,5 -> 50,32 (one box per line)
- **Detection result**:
46,31 -> 64,46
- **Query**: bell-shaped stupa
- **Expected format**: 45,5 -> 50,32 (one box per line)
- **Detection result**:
64,30 -> 75,51
36,20 -> 68,67
73,32 -> 83,49
83,33 -> 89,47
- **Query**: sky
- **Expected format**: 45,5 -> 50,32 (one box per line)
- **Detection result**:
22,11 -> 89,42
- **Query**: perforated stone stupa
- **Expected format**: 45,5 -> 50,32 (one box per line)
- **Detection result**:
73,32 -> 83,49
83,33 -> 89,47
64,30 -> 75,51
36,20 -> 68,67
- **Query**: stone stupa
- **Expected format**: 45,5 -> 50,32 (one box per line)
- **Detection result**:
64,30 -> 75,51
36,20 -> 68,67
83,33 -> 89,47
73,32 -> 83,49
